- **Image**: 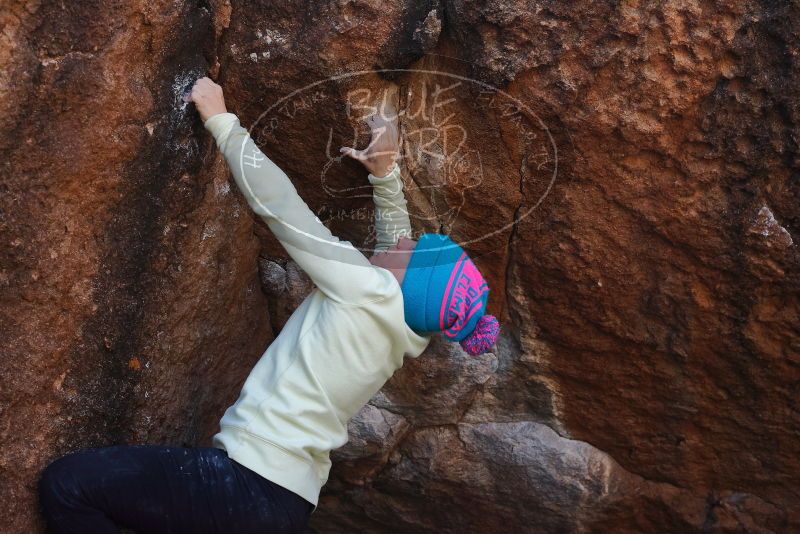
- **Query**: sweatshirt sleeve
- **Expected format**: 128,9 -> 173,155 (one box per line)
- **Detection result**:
367,163 -> 413,252
204,112 -> 392,304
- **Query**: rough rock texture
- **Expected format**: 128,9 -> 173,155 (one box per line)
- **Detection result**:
2,0 -> 799,532
0,1 -> 271,531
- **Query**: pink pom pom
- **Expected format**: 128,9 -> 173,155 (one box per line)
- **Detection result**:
459,315 -> 500,356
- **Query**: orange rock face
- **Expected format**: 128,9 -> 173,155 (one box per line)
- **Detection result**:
1,0 -> 798,532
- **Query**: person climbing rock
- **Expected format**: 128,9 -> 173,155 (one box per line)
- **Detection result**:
37,76 -> 500,533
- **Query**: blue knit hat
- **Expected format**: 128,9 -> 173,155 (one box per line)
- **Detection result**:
400,234 -> 499,355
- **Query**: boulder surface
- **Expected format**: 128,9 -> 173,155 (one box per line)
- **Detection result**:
1,0 -> 798,532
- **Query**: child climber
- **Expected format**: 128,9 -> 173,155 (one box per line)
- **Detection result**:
37,77 -> 500,533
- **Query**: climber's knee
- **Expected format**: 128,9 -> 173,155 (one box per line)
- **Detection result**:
38,451 -> 89,511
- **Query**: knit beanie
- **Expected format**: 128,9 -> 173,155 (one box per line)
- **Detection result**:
400,234 -> 500,355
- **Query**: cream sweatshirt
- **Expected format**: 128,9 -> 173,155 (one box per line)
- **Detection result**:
204,113 -> 430,514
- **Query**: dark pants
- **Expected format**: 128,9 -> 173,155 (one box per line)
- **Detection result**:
38,444 -> 314,534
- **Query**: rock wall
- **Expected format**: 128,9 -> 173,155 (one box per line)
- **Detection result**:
1,0 -> 798,532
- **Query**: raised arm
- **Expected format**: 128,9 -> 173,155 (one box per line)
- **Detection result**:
189,78 -> 391,304
366,163 -> 412,252
340,110 -> 411,252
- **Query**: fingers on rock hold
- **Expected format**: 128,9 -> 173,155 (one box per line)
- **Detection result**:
340,147 -> 359,159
